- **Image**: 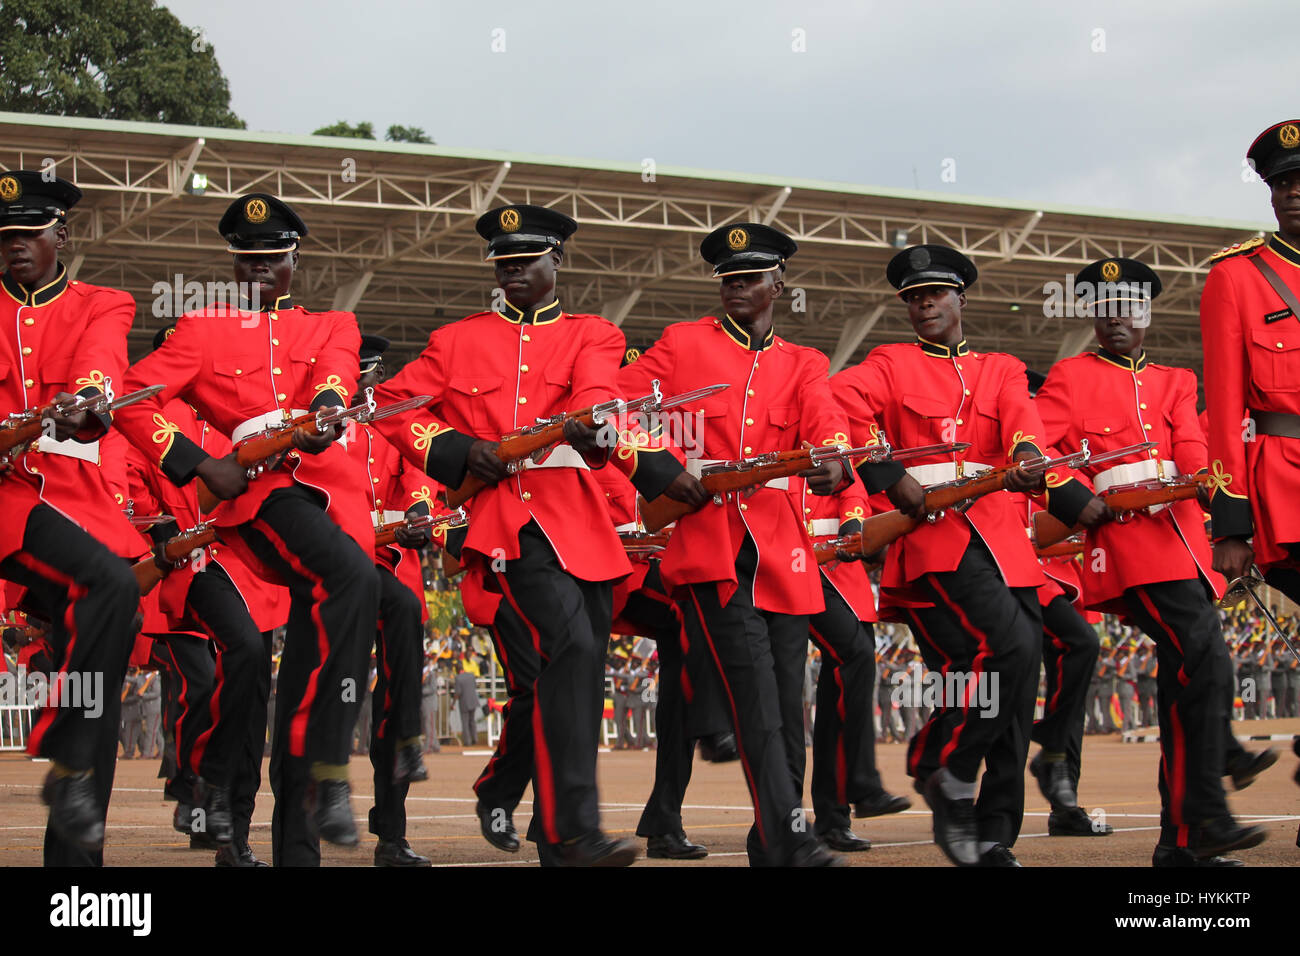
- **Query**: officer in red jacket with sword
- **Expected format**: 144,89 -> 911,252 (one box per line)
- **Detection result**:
1037,255 -> 1265,864
113,194 -> 383,864
1202,121 -> 1300,607
0,170 -> 144,865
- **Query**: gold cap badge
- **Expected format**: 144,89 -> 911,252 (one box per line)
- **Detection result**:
1100,260 -> 1121,282
1281,124 -> 1300,149
244,198 -> 269,223
727,227 -> 749,251
500,208 -> 521,232
0,176 -> 20,203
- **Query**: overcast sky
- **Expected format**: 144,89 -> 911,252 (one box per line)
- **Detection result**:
162,0 -> 1293,224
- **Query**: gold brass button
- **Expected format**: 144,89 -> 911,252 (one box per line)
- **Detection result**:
373,477 -> 380,484
520,364 -> 529,372
368,458 -> 375,464
1139,402 -> 1147,409
1104,427 -> 1111,433
471,387 -> 479,394
522,334 -> 531,342
1144,423 -> 1152,431
747,389 -> 755,396
518,397 -> 527,404
744,446 -> 752,454
310,358 -> 317,364
740,503 -> 748,512
24,378 -> 34,387
805,507 -> 812,514
955,418 -> 964,425
964,389 -> 970,396
277,392 -> 287,401
235,368 -> 242,375
270,312 -> 278,320
23,318 -> 34,326
522,491 -> 533,501
745,417 -> 754,425
273,367 -> 282,375
272,338 -> 280,346
1278,342 -> 1285,349
21,346 -> 32,355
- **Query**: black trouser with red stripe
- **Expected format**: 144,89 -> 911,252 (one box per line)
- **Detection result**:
808,575 -> 882,833
1031,594 -> 1100,794
473,592 -> 540,821
184,564 -> 266,795
0,504 -> 138,867
1121,580 -> 1232,848
234,485 -> 377,867
147,633 -> 215,805
903,536 -> 1042,849
368,564 -> 424,842
626,560 -> 730,837
477,521 -> 613,844
680,536 -> 815,866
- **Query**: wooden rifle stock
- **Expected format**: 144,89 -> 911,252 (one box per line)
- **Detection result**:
1035,540 -> 1084,559
445,405 -> 602,509
1031,474 -> 1210,549
131,526 -> 219,597
852,466 -> 1018,554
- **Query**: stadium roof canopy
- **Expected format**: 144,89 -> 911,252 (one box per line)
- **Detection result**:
0,112 -> 1270,374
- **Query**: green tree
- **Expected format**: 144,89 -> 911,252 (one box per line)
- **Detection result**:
311,120 -> 375,139
386,124 -> 434,144
0,0 -> 244,127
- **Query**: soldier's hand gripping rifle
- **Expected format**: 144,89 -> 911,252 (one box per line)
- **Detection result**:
196,389 -> 433,512
444,381 -> 731,509
854,440 -> 1158,556
131,522 -> 219,596
0,383 -> 166,473
637,440 -> 971,534
374,507 -> 469,548
1031,471 -> 1211,549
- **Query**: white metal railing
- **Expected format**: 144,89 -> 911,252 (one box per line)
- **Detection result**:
0,705 -> 35,751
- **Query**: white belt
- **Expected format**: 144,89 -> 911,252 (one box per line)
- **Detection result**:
34,435 -> 99,464
905,461 -> 993,486
807,518 -> 840,536
1092,459 -> 1178,494
614,521 -> 641,534
686,458 -> 789,491
372,509 -> 406,526
231,409 -> 309,444
519,445 -> 589,472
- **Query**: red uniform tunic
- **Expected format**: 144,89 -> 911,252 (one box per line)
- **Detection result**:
1035,349 -> 1222,613
372,307 -> 676,624
343,421 -> 438,619
831,339 -> 1059,609
0,268 -> 141,560
788,475 -> 877,622
1199,235 -> 1300,568
125,399 -> 289,633
111,297 -> 373,564
615,314 -> 854,615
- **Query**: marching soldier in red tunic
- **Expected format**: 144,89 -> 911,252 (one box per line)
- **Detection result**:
125,326 -> 290,866
0,170 -> 142,865
1037,256 -> 1265,864
344,333 -> 437,867
615,223 -> 851,867
1202,120 -> 1300,604
372,205 -> 684,866
113,195 -> 379,864
789,475 -> 911,852
832,245 -> 1097,867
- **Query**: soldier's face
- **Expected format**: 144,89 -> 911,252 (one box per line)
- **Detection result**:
1093,308 -> 1146,356
1269,171 -> 1300,237
902,285 -> 965,344
233,250 -> 297,303
494,251 -> 558,310
0,223 -> 66,286
719,271 -> 783,321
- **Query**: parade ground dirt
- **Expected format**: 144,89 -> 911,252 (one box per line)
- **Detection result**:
2,719 -> 1298,867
